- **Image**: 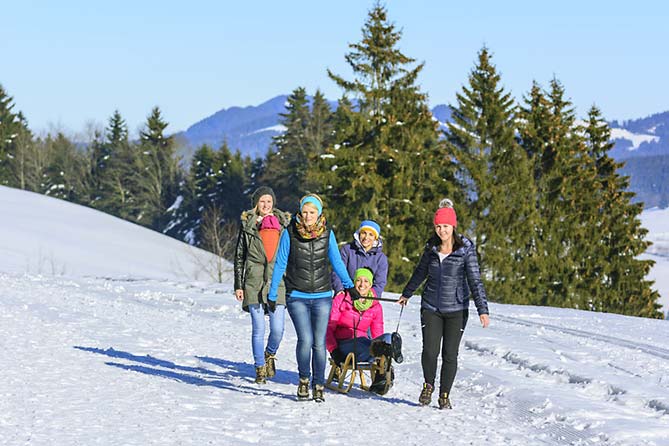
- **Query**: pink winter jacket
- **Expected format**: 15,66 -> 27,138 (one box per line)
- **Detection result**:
326,290 -> 384,353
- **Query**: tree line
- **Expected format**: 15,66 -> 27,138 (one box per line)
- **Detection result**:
0,4 -> 661,318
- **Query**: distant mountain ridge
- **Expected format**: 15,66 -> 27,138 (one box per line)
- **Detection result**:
610,111 -> 669,159
174,95 -> 669,208
174,95 -> 290,160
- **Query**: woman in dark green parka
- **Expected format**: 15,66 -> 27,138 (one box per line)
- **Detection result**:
234,186 -> 291,384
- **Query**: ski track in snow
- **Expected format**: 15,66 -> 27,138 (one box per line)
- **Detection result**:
2,273 -> 669,445
493,314 -> 669,361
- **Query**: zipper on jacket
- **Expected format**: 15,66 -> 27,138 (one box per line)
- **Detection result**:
437,248 -> 443,311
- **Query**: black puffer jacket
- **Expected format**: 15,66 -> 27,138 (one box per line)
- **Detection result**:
285,220 -> 332,294
401,235 -> 489,315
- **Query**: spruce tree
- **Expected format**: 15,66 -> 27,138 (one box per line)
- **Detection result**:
167,142 -> 247,250
215,143 -> 248,224
312,4 -> 459,288
306,90 -> 333,156
135,107 -> 181,229
0,85 -> 32,187
165,144 -> 217,244
582,106 -> 662,318
91,110 -> 138,219
445,47 -> 538,304
518,80 -> 601,309
8,115 -> 38,191
262,87 -> 312,212
41,132 -> 89,203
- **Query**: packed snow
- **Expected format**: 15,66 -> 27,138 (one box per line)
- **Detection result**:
1,186 -> 668,446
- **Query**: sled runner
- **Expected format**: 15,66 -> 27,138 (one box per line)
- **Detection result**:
325,350 -> 394,395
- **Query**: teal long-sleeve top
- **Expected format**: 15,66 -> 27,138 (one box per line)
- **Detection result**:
268,229 -> 354,301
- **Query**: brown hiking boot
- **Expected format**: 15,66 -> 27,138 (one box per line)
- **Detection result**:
313,384 -> 325,403
264,351 -> 276,378
418,383 -> 434,406
297,377 -> 310,400
438,392 -> 452,409
255,365 -> 267,384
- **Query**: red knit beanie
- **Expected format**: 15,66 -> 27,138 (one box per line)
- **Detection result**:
434,207 -> 457,227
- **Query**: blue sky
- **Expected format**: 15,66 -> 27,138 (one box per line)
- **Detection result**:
2,0 -> 668,135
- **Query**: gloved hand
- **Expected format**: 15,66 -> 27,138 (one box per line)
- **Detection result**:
267,300 -> 276,313
346,287 -> 362,301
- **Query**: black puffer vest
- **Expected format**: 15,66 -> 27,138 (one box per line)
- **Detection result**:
285,220 -> 331,294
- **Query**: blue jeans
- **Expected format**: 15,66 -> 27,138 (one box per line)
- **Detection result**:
249,304 -> 285,368
286,297 -> 332,386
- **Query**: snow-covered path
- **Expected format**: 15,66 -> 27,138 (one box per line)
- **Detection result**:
2,273 -> 668,446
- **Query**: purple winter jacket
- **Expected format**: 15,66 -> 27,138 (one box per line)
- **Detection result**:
331,232 -> 389,297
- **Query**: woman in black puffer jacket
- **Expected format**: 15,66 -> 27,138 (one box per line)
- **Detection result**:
399,199 -> 490,409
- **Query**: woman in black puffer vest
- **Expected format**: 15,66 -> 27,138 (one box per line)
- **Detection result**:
399,199 -> 490,409
267,194 -> 357,403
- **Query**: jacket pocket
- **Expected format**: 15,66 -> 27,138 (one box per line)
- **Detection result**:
454,286 -> 465,305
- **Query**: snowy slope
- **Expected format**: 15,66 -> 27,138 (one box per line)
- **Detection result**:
640,207 -> 669,314
1,187 -> 669,445
0,185 -> 230,282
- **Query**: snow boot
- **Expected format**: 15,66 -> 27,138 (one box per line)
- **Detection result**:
313,384 -> 325,403
418,383 -> 434,406
391,332 -> 403,363
297,377 -> 310,401
438,392 -> 452,410
370,339 -> 392,358
264,351 -> 276,378
255,365 -> 267,384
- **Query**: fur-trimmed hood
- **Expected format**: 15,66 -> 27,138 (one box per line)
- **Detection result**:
240,208 -> 291,228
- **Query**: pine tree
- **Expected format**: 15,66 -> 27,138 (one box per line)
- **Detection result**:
518,80 -> 601,308
262,87 -> 312,212
582,106 -> 662,318
8,115 -> 39,191
243,156 -> 265,202
40,132 -> 89,203
135,107 -> 181,229
165,144 -> 217,244
445,47 -> 538,304
167,142 -> 248,250
215,144 -> 248,224
91,110 -> 139,219
0,84 -> 32,187
306,90 -> 333,156
312,4 -> 459,288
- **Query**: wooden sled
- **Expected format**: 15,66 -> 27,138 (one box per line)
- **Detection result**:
325,352 -> 393,395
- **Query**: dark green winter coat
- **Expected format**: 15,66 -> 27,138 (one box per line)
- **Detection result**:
234,208 -> 291,312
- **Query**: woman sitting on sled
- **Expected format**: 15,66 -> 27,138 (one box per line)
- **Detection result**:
325,267 -> 394,394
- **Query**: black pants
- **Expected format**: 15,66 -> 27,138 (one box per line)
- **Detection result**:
420,308 -> 468,394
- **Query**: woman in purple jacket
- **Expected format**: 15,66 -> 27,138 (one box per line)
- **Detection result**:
399,199 -> 490,410
331,220 -> 389,298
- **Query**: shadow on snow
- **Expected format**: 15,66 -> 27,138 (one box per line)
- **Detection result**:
73,346 -> 417,406
73,346 -> 297,401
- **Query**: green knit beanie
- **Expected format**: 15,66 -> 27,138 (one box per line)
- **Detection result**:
354,268 -> 374,284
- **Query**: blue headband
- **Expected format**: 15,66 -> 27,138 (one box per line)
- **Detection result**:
300,196 -> 323,216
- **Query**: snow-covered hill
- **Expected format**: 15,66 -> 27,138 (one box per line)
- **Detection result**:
0,185 -> 230,282
1,187 -> 668,445
640,207 -> 669,313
